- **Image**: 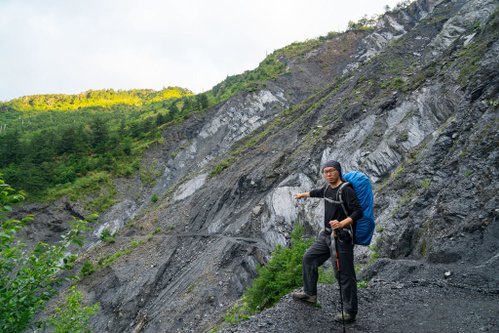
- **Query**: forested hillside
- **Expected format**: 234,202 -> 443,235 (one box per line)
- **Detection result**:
0,88 -> 208,208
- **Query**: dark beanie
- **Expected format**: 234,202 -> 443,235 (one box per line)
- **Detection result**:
322,160 -> 343,179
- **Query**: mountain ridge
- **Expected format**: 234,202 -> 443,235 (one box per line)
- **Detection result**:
0,87 -> 193,111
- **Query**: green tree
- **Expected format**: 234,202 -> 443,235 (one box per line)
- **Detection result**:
121,137 -> 133,156
182,96 -> 192,111
195,94 -> 209,110
0,130 -> 23,166
169,101 -> 180,116
90,116 -> 109,153
156,112 -> 167,125
6,161 -> 50,194
57,126 -> 88,155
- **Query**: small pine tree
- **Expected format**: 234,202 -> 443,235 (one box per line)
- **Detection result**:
244,225 -> 313,312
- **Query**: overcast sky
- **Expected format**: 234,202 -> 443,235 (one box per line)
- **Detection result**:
0,0 -> 404,101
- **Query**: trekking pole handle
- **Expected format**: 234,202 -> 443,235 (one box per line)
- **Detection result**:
333,233 -> 341,272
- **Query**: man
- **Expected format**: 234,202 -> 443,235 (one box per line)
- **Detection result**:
292,160 -> 363,323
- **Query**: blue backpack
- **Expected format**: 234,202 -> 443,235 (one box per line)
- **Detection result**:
324,171 -> 375,245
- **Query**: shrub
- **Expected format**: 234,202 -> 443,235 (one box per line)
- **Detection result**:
209,157 -> 235,177
0,175 -> 93,333
243,225 -> 312,312
79,260 -> 96,278
100,228 -> 115,243
224,300 -> 251,324
45,286 -> 100,333
225,225 -> 338,324
225,224 -> 340,323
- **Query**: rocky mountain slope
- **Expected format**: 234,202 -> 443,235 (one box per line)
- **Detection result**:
25,0 -> 499,332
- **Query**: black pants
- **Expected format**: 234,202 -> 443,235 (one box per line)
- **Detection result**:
302,230 -> 358,315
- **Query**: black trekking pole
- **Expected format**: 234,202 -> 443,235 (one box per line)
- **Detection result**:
334,233 -> 346,333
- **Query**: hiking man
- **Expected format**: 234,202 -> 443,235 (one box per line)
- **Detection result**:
292,160 -> 363,323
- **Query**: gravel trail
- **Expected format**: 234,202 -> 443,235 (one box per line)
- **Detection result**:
221,281 -> 499,333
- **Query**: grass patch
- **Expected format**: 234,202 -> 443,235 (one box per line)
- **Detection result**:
44,171 -> 117,213
420,239 -> 427,257
209,157 -> 236,177
98,241 -> 141,267
224,300 -> 252,324
140,159 -> 163,187
391,165 -> 405,179
318,266 -> 336,285
456,8 -> 499,83
95,232 -> 156,269
357,280 -> 368,289
369,242 -> 380,265
420,178 -> 431,190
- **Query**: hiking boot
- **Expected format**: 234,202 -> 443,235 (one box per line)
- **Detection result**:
334,311 -> 356,323
291,291 -> 317,304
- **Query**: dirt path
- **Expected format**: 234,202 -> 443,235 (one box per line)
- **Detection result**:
221,280 -> 499,333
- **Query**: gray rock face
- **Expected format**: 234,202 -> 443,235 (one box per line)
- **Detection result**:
29,0 -> 499,332
12,199 -> 86,247
173,173 -> 208,202
167,89 -> 288,173
261,173 -> 321,247
423,0 -> 497,63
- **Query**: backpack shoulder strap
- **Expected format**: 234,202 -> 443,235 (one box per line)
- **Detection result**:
337,182 -> 350,200
323,182 -> 350,212
337,182 -> 350,216
323,184 -> 338,204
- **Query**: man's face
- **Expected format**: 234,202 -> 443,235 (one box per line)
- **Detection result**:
323,167 -> 340,184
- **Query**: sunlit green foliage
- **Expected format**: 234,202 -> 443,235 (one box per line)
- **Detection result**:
3,87 -> 192,111
0,30 -> 339,204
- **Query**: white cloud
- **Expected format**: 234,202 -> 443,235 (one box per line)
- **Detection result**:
0,0 -> 404,101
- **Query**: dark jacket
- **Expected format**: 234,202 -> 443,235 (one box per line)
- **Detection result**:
310,183 -> 363,232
